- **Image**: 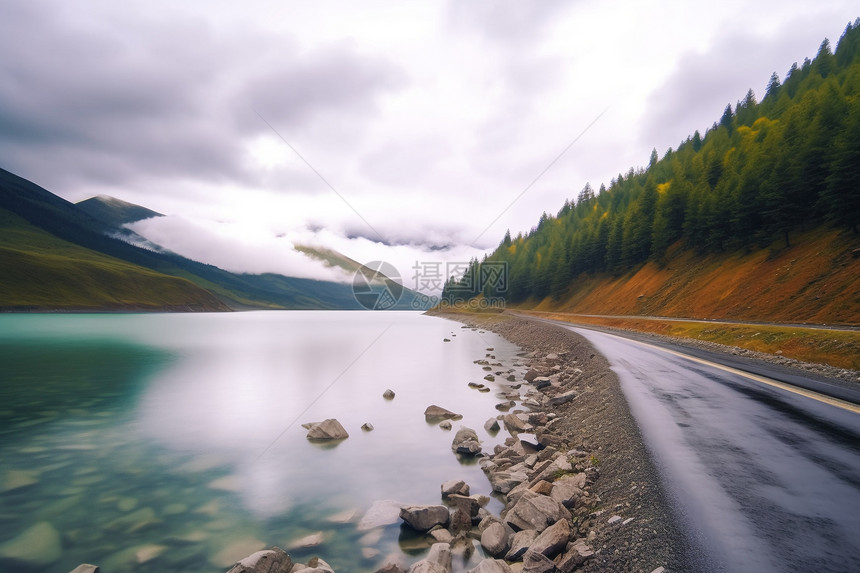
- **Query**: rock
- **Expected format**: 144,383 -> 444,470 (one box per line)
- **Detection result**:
1,469 -> 39,492
549,474 -> 585,508
362,422 -> 375,432
449,536 -> 477,560
467,559 -> 513,573
480,522 -> 511,557
522,551 -> 556,573
307,556 -> 335,572
441,479 -> 470,498
495,401 -> 516,411
407,542 -> 452,573
400,505 -> 450,532
532,377 -> 552,390
530,480 -> 553,496
548,390 -> 576,406
306,419 -> 349,440
524,519 -> 569,559
505,529 -> 539,561
0,521 -> 61,569
383,389 -> 396,400
607,515 -> 621,525
424,405 -> 459,419
363,547 -> 380,560
429,529 -> 454,543
502,413 -> 531,433
504,491 -> 568,532
69,565 -> 100,573
524,369 -> 539,382
488,470 -> 528,494
358,500 -> 404,530
287,532 -> 326,550
325,508 -> 358,523
449,508 -> 472,534
518,433 -> 542,449
555,539 -> 594,572
484,418 -> 500,433
439,421 -> 452,430
375,555 -> 407,573
447,494 -> 480,518
451,427 -> 482,455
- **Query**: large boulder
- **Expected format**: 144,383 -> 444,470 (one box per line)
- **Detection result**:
441,479 -> 470,498
505,529 -> 539,561
305,419 -> 349,440
451,427 -> 482,456
550,474 -> 586,508
69,566 -> 100,573
226,548 -> 292,573
488,470 -> 528,494
502,413 -> 531,433
524,519 -> 570,560
480,522 -> 510,558
522,551 -> 556,573
504,491 -> 568,532
400,505 -> 450,532
446,494 -> 480,518
555,539 -> 594,572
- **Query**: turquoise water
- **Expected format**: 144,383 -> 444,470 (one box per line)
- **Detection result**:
0,311 -> 526,572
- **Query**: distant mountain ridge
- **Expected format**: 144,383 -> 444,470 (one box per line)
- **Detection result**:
0,167 -> 430,311
77,195 -> 163,227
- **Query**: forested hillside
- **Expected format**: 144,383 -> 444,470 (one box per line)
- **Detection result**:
443,21 -> 860,312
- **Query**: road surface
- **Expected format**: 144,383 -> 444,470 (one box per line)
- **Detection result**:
546,320 -> 860,572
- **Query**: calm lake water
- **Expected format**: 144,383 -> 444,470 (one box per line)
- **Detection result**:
0,311 -> 527,572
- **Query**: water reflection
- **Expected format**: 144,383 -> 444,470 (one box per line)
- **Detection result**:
0,312 -> 526,572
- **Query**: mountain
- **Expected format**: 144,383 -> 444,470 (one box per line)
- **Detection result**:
442,21 -> 860,325
76,195 -> 163,228
0,206 -> 229,312
0,167 -> 430,311
295,244 -> 434,310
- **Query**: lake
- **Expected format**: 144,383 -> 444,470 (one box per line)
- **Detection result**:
0,311 -> 527,572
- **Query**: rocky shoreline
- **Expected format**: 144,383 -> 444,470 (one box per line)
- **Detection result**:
59,312 -> 688,573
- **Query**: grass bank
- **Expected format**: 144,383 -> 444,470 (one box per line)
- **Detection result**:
515,310 -> 860,370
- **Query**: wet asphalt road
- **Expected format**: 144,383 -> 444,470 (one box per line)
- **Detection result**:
559,324 -> 860,573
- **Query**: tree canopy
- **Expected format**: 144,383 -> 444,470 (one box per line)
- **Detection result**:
443,20 -> 860,305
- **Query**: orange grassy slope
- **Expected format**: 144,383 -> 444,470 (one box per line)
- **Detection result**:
531,228 -> 860,326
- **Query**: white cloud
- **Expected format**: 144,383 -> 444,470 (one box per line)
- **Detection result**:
2,0 -> 857,283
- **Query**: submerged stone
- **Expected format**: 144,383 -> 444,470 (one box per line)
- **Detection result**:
1,469 -> 39,492
0,521 -> 62,569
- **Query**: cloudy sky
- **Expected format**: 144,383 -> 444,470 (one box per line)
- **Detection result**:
1,0 -> 857,291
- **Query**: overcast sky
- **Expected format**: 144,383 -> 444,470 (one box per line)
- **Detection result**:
1,0 -> 856,292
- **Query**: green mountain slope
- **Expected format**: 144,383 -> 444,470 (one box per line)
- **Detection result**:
296,244 -> 434,310
76,195 -> 163,227
0,207 -> 229,311
0,167 -> 365,310
443,20 -> 860,323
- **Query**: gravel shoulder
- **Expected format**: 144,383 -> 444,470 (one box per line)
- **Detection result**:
435,311 -> 693,573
